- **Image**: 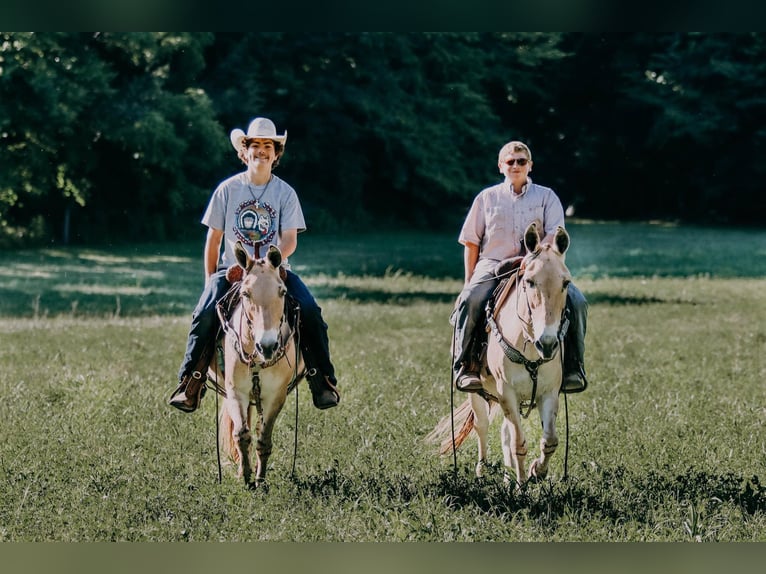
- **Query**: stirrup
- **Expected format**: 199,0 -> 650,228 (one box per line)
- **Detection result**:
560,365 -> 588,394
455,369 -> 483,393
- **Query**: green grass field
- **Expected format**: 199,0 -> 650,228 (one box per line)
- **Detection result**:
0,222 -> 764,541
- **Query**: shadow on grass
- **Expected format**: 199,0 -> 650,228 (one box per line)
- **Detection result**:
586,292 -> 702,306
436,464 -> 766,524
312,285 -> 457,305
0,286 -> 196,318
287,461 -> 766,529
0,286 -> 706,319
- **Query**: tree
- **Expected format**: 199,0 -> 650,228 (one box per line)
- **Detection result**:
621,33 -> 766,222
0,32 -> 226,245
201,33 -> 572,231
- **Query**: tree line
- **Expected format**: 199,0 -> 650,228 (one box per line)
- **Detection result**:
1,32 -> 764,246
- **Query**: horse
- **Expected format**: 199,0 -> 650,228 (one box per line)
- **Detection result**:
212,241 -> 304,488
427,222 -> 572,486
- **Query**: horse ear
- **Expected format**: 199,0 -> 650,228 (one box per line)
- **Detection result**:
234,241 -> 253,271
266,244 -> 282,269
524,222 -> 541,253
554,226 -> 570,255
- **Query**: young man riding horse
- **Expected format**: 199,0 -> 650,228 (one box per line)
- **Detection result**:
452,140 -> 589,394
169,117 -> 340,413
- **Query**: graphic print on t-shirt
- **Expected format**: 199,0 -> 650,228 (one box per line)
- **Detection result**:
233,199 -> 277,251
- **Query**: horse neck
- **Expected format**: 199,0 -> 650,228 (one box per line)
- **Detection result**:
496,275 -> 534,349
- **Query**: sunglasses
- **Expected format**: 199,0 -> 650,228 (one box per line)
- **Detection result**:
505,158 -> 529,167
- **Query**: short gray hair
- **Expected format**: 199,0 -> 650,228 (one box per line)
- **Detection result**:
497,141 -> 532,163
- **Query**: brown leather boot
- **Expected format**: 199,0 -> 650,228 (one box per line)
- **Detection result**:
169,371 -> 207,413
306,371 -> 340,410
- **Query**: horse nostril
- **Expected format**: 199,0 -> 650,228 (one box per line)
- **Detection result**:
535,337 -> 559,359
258,340 -> 278,359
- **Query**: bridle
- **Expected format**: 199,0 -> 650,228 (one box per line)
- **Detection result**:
232,299 -> 291,368
217,280 -> 297,370
486,250 -> 569,417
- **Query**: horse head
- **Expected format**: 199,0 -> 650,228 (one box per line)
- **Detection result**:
520,223 -> 571,360
234,241 -> 287,361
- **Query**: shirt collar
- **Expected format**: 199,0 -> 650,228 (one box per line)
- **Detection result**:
506,176 -> 533,197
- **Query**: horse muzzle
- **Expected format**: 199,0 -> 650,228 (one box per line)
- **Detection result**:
256,332 -> 280,361
534,335 -> 559,360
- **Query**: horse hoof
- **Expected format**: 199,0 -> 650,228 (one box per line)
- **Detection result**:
245,478 -> 268,491
528,462 -> 547,481
502,471 -> 517,487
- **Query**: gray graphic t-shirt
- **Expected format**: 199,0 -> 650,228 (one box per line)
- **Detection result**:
202,172 -> 306,268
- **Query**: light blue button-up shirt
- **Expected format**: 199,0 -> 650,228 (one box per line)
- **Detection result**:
458,177 -> 565,261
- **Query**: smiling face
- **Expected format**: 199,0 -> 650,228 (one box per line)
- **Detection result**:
498,141 -> 533,192
245,138 -> 278,170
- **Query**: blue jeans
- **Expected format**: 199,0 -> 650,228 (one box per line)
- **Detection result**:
283,270 -> 336,382
178,270 -> 229,381
451,258 -> 588,374
178,268 -> 336,384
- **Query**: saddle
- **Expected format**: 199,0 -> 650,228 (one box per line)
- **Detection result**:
454,257 -> 524,372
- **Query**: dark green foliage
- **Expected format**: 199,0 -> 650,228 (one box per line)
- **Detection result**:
0,32 -> 225,246
2,33 -> 765,247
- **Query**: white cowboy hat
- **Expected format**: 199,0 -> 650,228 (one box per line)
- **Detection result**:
229,117 -> 287,151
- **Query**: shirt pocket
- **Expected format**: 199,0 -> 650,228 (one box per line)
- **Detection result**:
515,203 -> 545,235
486,205 -> 507,236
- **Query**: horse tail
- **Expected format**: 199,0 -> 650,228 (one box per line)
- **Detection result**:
425,399 -> 475,455
426,398 -> 501,455
219,407 -> 240,464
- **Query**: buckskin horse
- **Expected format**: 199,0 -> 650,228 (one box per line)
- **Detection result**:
428,223 -> 572,486
213,241 -> 304,488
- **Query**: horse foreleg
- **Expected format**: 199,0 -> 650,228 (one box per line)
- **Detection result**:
224,390 -> 255,487
528,393 -> 559,481
253,383 -> 287,486
469,393 -> 491,478
236,424 -> 254,487
498,398 -> 527,487
254,414 -> 273,486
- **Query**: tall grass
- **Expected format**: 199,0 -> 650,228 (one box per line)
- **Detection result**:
0,222 -> 764,541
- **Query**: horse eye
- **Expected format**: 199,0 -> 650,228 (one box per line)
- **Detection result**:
563,279 -> 571,290
525,279 -> 535,289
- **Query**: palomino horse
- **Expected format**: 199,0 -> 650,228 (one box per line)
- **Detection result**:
428,222 -> 572,486
213,241 -> 304,488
